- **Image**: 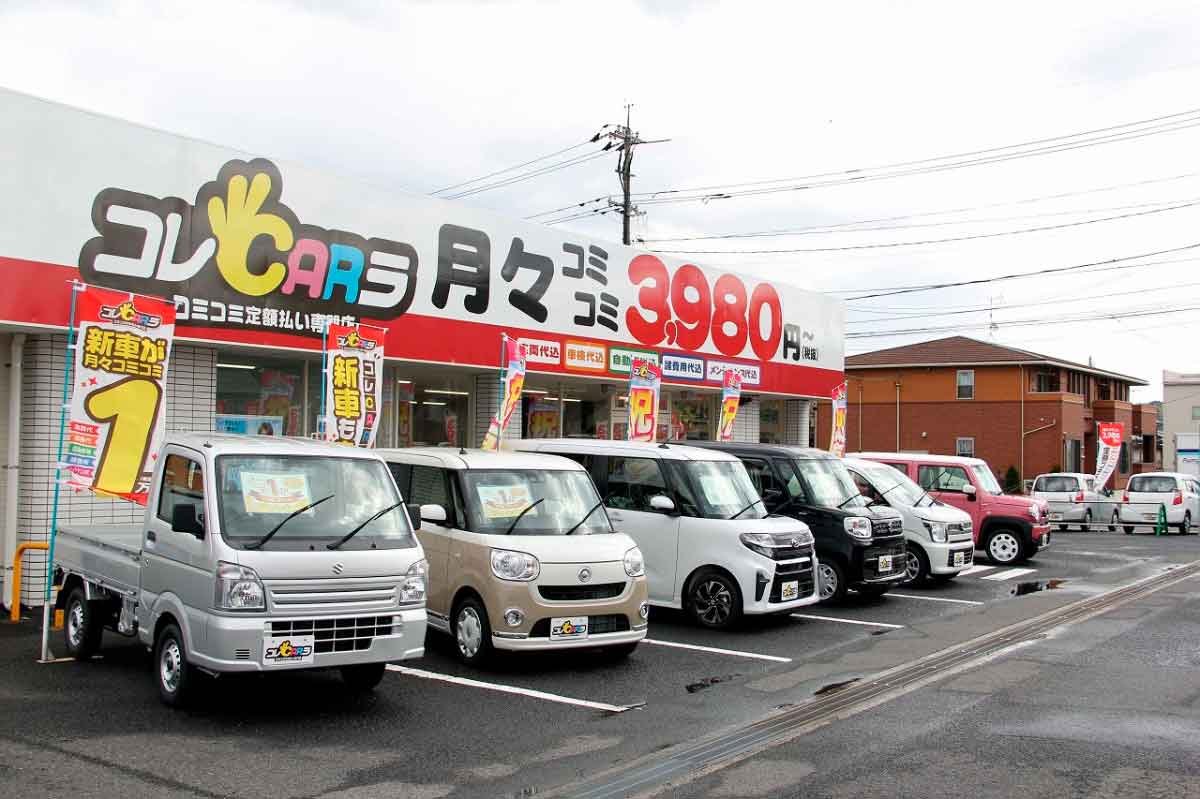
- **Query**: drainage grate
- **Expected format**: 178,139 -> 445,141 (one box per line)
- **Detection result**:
559,560 -> 1200,799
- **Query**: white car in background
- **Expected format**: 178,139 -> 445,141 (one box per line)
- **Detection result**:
1031,473 -> 1119,532
844,457 -> 975,584
1119,472 -> 1200,534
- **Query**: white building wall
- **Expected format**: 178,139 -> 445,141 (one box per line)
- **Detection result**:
783,399 -> 812,447
473,372 -> 522,447
729,398 -> 760,443
17,335 -> 216,606
1163,371 -> 1200,471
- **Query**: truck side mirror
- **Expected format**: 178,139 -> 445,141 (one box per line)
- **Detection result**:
421,503 -> 448,524
406,503 -> 422,531
962,484 -> 977,501
171,504 -> 204,538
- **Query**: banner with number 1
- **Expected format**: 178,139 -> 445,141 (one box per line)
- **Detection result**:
66,286 -> 175,505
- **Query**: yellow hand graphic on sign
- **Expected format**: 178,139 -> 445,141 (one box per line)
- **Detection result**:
207,172 -> 294,297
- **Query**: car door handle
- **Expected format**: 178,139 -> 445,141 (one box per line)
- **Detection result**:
146,530 -> 156,542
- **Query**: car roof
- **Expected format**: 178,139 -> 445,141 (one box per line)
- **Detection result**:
1130,472 -> 1189,480
169,433 -> 386,460
514,438 -> 741,462
688,442 -> 839,461
853,452 -> 988,467
1033,472 -> 1090,480
375,447 -> 586,471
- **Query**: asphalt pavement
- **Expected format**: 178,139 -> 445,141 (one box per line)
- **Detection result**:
2,530 -> 1198,799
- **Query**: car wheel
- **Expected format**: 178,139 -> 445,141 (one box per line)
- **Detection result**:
686,569 -> 744,630
1080,510 -> 1092,532
452,597 -> 494,666
62,587 -> 103,660
341,663 -> 386,692
817,560 -> 847,603
155,622 -> 194,708
904,543 -> 930,585
1124,525 -> 1135,535
1057,524 -> 1068,531
986,530 -> 1023,565
1178,512 -> 1192,535
1108,510 -> 1119,532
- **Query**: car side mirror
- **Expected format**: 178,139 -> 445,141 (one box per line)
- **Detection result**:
962,484 -> 977,500
171,504 -> 204,538
420,503 -> 447,524
649,494 -> 676,513
406,503 -> 422,531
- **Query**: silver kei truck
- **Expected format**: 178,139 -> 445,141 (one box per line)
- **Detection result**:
52,433 -> 428,706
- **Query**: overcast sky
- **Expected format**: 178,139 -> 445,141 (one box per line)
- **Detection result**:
3,0 -> 1199,401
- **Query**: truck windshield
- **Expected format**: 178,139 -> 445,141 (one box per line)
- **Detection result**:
459,469 -> 613,536
970,464 -> 1004,494
666,460 -> 766,520
215,455 -> 415,550
790,459 -> 866,509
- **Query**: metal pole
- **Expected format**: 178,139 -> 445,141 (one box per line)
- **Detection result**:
40,282 -> 81,661
318,324 -> 328,440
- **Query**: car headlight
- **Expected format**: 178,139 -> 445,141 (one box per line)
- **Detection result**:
214,561 -> 265,611
399,559 -> 428,604
739,532 -> 776,558
923,521 -> 948,542
491,548 -> 540,581
623,546 -> 645,577
844,517 -> 873,540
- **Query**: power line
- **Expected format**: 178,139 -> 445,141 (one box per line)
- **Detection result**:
431,130 -> 607,195
652,200 -> 1200,255
443,149 -> 611,200
845,303 -> 1200,340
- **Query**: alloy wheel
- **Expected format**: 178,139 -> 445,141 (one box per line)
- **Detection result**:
818,563 -> 838,599
692,579 -> 733,626
904,550 -> 920,582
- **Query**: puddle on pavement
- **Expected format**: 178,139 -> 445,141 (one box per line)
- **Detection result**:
1010,578 -> 1067,597
686,674 -> 741,693
813,677 -> 860,696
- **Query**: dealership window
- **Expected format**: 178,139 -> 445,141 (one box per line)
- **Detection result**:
671,395 -> 714,440
411,389 -> 468,447
216,355 -> 307,437
956,370 -> 974,400
955,437 -> 975,457
759,399 -> 784,444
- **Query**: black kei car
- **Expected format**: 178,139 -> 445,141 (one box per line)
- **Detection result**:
692,443 -> 907,602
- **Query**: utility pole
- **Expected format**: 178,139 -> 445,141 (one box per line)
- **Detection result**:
603,105 -> 669,245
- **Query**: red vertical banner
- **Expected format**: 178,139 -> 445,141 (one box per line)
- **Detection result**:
1095,422 -> 1124,488
716,370 -> 743,442
66,286 -> 175,505
627,358 -> 662,443
324,323 -> 386,446
481,337 -> 527,451
829,381 -> 848,457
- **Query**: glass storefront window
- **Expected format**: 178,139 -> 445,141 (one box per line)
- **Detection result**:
760,399 -> 784,444
411,392 -> 468,447
671,396 -> 713,441
216,356 -> 307,437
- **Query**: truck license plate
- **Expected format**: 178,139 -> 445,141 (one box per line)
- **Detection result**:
780,580 -> 799,600
953,551 -> 966,567
550,616 -> 589,640
878,555 -> 893,573
263,635 -> 315,666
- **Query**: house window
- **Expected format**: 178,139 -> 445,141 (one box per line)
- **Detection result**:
1097,381 -> 1111,401
956,370 -> 974,400
956,437 -> 975,457
1118,442 -> 1129,474
1065,439 -> 1082,473
1190,406 -> 1200,421
1033,368 -> 1060,392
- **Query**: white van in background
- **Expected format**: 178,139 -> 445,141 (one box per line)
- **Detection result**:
516,440 -> 821,629
1119,472 -> 1200,534
1031,473 -> 1118,531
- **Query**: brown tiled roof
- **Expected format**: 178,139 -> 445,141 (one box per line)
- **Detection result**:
846,336 -> 1147,385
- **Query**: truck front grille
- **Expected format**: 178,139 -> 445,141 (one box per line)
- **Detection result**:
270,616 -> 393,654
538,582 -> 625,601
265,577 -> 400,614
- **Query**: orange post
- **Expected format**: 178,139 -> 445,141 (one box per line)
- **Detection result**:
9,541 -> 48,623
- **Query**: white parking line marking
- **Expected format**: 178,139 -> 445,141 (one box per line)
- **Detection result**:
386,665 -> 633,713
982,568 -> 1037,581
957,565 -> 996,576
887,592 -> 984,606
789,613 -> 905,629
642,638 -> 792,663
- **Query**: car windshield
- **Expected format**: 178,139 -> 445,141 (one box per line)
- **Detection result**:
971,464 -> 1004,494
1034,476 -> 1079,493
1129,475 -> 1177,493
216,455 -> 415,550
459,469 -> 612,535
855,462 -> 929,507
792,458 -> 865,508
669,460 -> 766,520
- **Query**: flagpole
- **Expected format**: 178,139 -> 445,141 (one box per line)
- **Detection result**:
495,333 -> 508,449
319,322 -> 329,441
40,282 -> 82,661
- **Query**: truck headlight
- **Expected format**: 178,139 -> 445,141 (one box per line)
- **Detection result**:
623,546 -> 645,577
491,549 -> 540,581
399,559 -> 428,604
923,521 -> 948,543
844,517 -> 873,540
215,561 -> 265,611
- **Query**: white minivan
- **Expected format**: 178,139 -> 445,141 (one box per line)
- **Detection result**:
516,439 -> 820,629
844,457 -> 975,584
1119,472 -> 1200,534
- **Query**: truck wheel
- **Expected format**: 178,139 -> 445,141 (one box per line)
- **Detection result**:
63,587 -> 102,660
686,569 -> 744,629
341,663 -> 386,692
155,622 -> 194,708
817,560 -> 848,603
452,596 -> 495,666
904,543 -> 930,584
985,530 -> 1022,565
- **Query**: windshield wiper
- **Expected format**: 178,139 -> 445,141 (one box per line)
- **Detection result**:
836,494 -> 861,509
244,494 -> 335,550
327,501 -> 405,550
503,498 -> 545,536
729,497 -> 764,520
565,494 -> 611,535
